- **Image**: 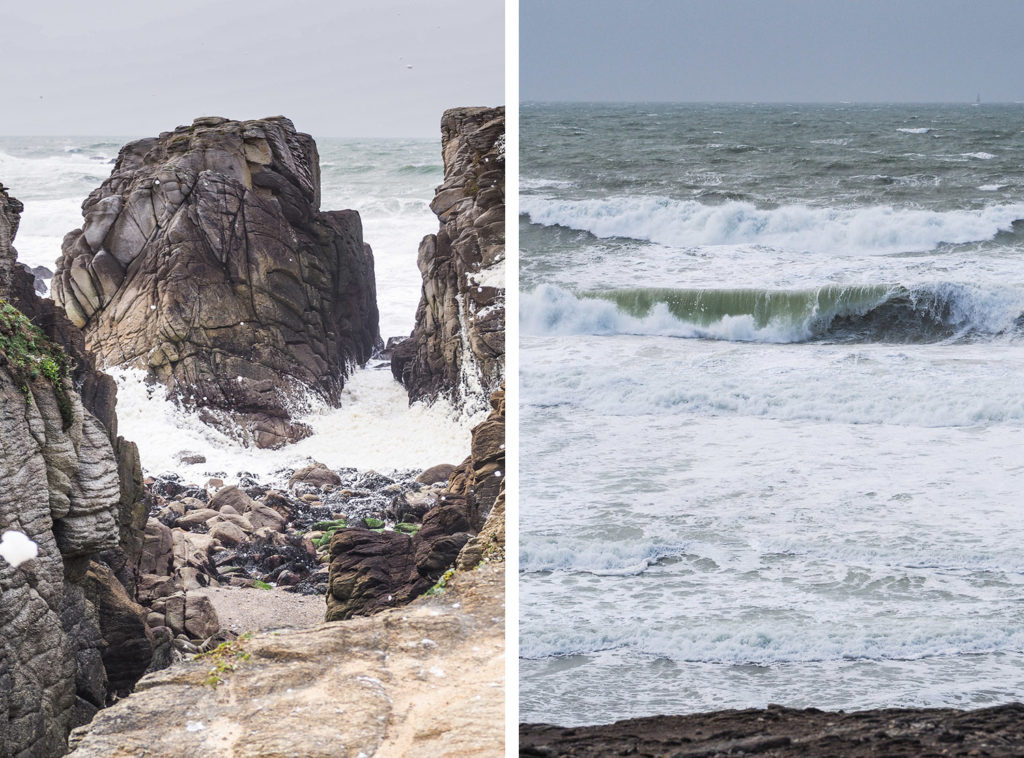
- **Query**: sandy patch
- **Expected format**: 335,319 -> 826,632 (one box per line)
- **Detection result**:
201,586 -> 326,634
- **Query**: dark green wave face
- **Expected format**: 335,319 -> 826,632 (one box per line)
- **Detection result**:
577,285 -> 1022,343
592,285 -> 892,328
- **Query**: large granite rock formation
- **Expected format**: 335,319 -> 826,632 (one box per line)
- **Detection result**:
325,386 -> 505,621
1,183 -> 152,757
52,116 -> 381,449
66,564 -> 503,757
391,107 -> 505,412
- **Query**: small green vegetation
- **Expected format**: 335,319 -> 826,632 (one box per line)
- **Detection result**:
393,522 -> 420,535
309,518 -> 347,532
308,518 -> 348,549
194,634 -> 253,687
0,300 -> 74,427
363,517 -> 385,530
423,567 -> 456,597
252,580 -> 272,590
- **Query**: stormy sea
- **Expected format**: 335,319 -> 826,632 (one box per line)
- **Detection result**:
0,135 -> 480,478
519,102 -> 1024,725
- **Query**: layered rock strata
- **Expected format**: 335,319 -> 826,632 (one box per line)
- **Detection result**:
1,184 -> 151,757
326,386 -> 505,621
391,107 -> 505,411
52,116 -> 381,448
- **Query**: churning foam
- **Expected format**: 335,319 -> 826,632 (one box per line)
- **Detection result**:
112,365 -> 484,481
520,195 -> 1024,255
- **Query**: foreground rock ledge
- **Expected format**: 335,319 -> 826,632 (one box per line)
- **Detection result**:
520,702 -> 1024,757
69,564 -> 504,757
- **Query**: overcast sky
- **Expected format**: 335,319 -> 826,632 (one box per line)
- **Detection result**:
521,0 -> 1024,103
4,0 -> 503,137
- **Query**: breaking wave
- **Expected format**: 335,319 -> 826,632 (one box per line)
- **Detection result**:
521,283 -> 1024,344
520,195 -> 1024,255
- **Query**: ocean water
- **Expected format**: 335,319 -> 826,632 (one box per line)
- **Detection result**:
0,133 -> 483,479
519,103 -> 1024,725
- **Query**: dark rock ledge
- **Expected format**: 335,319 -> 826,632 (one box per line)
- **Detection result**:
520,703 -> 1024,757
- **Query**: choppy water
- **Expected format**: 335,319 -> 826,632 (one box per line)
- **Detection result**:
520,103 -> 1024,725
0,133 -> 482,480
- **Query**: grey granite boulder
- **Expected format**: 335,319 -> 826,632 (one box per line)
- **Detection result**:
52,116 -> 381,448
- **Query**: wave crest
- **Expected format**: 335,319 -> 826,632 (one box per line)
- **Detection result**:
520,195 -> 1024,254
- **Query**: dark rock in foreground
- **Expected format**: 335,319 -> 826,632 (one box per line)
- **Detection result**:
326,386 -> 505,620
392,106 -> 505,412
520,703 -> 1024,757
52,116 -> 381,449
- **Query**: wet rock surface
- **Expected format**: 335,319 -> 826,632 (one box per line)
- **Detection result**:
520,703 -> 1024,757
392,107 -> 505,412
52,116 -> 381,449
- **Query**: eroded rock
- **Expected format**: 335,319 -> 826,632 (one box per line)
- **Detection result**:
67,565 -> 504,757
391,107 -> 505,412
52,117 -> 381,448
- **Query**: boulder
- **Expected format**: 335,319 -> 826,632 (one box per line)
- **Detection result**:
51,117 -> 381,449
208,521 -> 246,547
183,594 -> 220,639
416,462 -> 456,484
391,107 -> 505,412
209,485 -> 254,514
288,462 -> 342,489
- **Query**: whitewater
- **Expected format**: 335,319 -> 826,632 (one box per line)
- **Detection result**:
0,135 -> 482,481
520,103 -> 1024,725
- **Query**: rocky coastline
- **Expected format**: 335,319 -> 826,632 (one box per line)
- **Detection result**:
2,107 -> 504,756
520,703 -> 1024,756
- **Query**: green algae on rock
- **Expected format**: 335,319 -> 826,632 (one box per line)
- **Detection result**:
0,298 -> 73,426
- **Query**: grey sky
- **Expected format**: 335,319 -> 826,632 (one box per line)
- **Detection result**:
5,0 -> 503,137
521,0 -> 1024,103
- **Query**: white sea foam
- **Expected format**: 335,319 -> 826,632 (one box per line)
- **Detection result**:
979,184 -> 1006,191
897,127 -> 931,134
112,365 -> 481,481
520,195 -> 1024,254
520,542 -> 693,575
521,328 -> 1024,427
962,152 -> 996,160
520,621 -> 1024,664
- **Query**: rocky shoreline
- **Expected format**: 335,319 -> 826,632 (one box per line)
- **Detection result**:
1,106 -> 505,756
520,704 -> 1024,756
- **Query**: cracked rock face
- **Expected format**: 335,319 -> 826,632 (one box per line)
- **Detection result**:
52,116 -> 381,448
391,107 -> 505,413
2,183 -> 152,758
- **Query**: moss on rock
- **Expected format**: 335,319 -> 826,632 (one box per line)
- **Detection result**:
0,299 -> 74,427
